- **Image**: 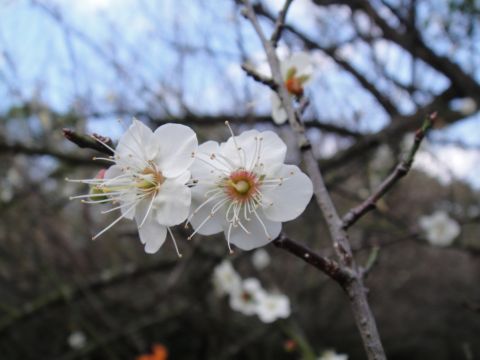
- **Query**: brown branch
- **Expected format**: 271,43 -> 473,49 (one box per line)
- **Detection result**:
63,128 -> 114,156
78,111 -> 363,138
341,112 -> 436,229
273,233 -> 352,284
0,139 -> 102,166
239,1 -> 386,358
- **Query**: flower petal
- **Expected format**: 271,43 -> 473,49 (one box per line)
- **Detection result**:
220,129 -> 287,174
153,123 -> 198,178
116,119 -> 157,169
228,212 -> 281,251
136,218 -> 167,254
189,185 -> 225,235
153,178 -> 191,226
262,164 -> 313,222
271,92 -> 288,125
280,52 -> 313,79
191,141 -> 229,178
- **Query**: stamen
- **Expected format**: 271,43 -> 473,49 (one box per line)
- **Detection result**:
224,121 -> 245,168
167,227 -> 182,258
92,202 -> 137,240
226,223 -> 234,254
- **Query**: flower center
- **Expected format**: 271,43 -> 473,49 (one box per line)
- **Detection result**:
137,167 -> 165,191
284,66 -> 310,97
285,76 -> 304,96
225,170 -> 258,202
241,291 -> 254,303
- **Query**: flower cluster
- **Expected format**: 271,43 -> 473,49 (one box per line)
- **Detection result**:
68,119 -> 313,255
212,260 -> 291,323
419,210 -> 460,247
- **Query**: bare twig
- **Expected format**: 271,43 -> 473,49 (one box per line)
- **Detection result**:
239,1 -> 387,358
63,128 -> 114,155
342,112 -> 436,229
270,0 -> 294,47
241,63 -> 277,90
273,233 -> 352,284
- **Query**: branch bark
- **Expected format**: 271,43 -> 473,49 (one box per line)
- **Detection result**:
239,1 -> 387,358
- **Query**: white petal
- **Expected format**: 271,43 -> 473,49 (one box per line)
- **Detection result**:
104,164 -> 122,180
116,119 -> 157,168
271,92 -> 288,124
191,141 -> 228,179
220,129 -> 260,169
228,212 -> 281,251
280,52 -> 313,79
153,178 -> 191,226
262,164 -> 313,222
220,128 -> 287,174
153,123 -> 198,178
189,186 -> 224,235
136,218 -> 167,254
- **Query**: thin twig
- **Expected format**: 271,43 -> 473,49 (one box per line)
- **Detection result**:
270,0 -> 294,47
63,128 -> 114,155
241,63 -> 277,90
341,112 -> 436,230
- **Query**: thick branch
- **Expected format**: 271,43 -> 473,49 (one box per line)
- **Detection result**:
273,233 -> 352,284
240,1 -> 386,358
0,139 -> 101,166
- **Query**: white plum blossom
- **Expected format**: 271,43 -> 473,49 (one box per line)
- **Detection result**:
212,260 -> 242,296
68,120 -> 198,255
318,350 -> 349,360
272,52 -> 313,124
68,331 -> 87,350
252,248 -> 271,270
256,292 -> 291,323
187,124 -> 313,251
419,210 -> 461,247
229,278 -> 266,316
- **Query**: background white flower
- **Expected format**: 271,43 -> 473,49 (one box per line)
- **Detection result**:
252,248 -> 271,270
68,331 -> 87,350
69,120 -> 197,254
188,127 -> 313,251
256,292 -> 291,323
229,278 -> 266,316
212,260 -> 242,296
272,52 -> 314,124
419,210 -> 461,247
318,350 -> 349,360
